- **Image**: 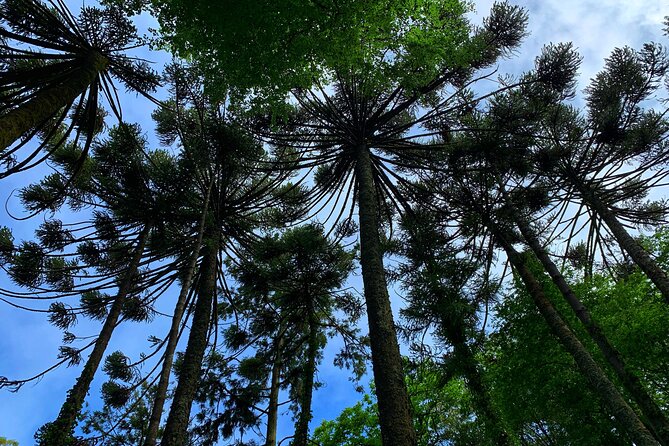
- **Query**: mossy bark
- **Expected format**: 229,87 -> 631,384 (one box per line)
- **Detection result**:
516,217 -> 669,445
293,303 -> 319,446
160,238 -> 219,446
36,224 -> 150,446
354,145 -> 417,446
265,333 -> 284,446
498,235 -> 660,446
144,179 -> 214,446
0,51 -> 108,152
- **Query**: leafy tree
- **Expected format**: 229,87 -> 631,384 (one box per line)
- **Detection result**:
256,4 -> 534,442
119,0 -> 482,106
313,362 -> 483,446
485,269 -> 632,446
482,235 -> 669,445
220,224 -> 360,446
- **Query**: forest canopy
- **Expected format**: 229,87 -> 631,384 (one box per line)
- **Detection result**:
0,0 -> 668,445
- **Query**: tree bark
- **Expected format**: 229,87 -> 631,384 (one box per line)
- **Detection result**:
498,235 -> 660,446
438,309 -> 513,445
37,224 -> 150,446
293,303 -> 319,446
161,238 -> 219,446
354,145 -> 417,446
0,50 -> 108,152
570,174 -> 669,304
265,332 -> 284,446
144,177 -> 214,446
515,217 -> 669,445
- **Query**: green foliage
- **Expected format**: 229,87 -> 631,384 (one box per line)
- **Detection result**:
8,241 -> 45,288
35,220 -> 74,251
101,381 -> 131,409
48,302 -> 77,330
147,0 -> 477,105
482,248 -> 669,445
313,392 -> 382,446
0,226 -> 14,263
103,351 -> 135,383
313,362 -> 483,446
80,290 -> 110,321
82,384 -> 155,445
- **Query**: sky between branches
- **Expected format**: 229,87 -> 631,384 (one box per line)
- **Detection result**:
0,0 -> 665,444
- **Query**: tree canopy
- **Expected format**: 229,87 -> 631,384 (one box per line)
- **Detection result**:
0,1 -> 668,446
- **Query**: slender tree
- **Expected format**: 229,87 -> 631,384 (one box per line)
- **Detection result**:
229,224 -> 358,446
415,152 -> 660,444
507,202 -> 669,444
143,175 -> 214,446
399,211 -> 516,446
190,224 -> 362,445
28,125 -> 176,445
256,6 -> 532,442
154,65 -> 294,445
527,43 -> 669,302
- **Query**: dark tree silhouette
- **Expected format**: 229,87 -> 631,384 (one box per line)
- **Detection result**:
0,0 -> 159,177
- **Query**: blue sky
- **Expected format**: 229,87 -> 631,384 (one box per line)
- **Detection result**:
0,1 -> 666,444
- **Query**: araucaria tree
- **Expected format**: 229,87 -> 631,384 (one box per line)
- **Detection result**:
0,0 -> 158,177
257,4 -> 532,443
0,3 -> 669,446
224,224 -> 360,446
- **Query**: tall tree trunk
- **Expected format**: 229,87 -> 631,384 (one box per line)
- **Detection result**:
160,237 -> 219,446
293,303 -> 319,446
438,309 -> 513,445
418,250 -> 514,445
354,145 -> 417,446
515,217 -> 669,445
0,51 -> 108,152
37,224 -> 150,446
266,332 -> 285,446
496,233 -> 660,446
144,177 -> 215,446
569,173 -> 669,304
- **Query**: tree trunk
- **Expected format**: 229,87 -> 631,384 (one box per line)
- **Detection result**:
354,145 -> 417,446
419,251 -> 514,445
439,311 -> 513,445
570,175 -> 669,304
144,177 -> 215,446
266,332 -> 284,446
515,217 -> 669,445
293,304 -> 319,446
0,50 -> 108,152
37,224 -> 150,446
160,238 -> 219,446
498,235 -> 659,446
